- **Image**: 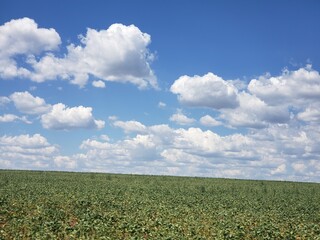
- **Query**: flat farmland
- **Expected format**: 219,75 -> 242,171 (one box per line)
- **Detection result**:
0,170 -> 319,239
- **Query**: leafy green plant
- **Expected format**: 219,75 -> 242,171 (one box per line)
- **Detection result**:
0,170 -> 319,239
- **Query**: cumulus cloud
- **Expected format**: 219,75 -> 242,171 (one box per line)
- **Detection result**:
248,65 -> 320,106
297,103 -> 320,122
41,103 -> 105,130
0,134 -> 58,169
171,66 -> 320,129
220,92 -> 290,128
54,156 -> 77,169
75,122 -> 256,176
2,112 -> 319,180
0,96 -> 11,106
70,23 -> 157,89
71,117 -> 320,181
0,114 -> 18,123
10,91 -> 51,115
270,163 -> 286,175
169,111 -> 196,125
112,120 -> 147,133
200,115 -> 222,127
0,18 -> 60,58
78,133 -> 159,173
0,18 -> 61,79
0,18 -> 157,89
170,72 -> 239,109
92,80 -> 106,88
0,114 -> 31,124
3,91 -> 104,130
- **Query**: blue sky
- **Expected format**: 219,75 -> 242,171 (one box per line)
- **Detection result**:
1,0 -> 320,182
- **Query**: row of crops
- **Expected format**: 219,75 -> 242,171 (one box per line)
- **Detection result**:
0,170 -> 320,239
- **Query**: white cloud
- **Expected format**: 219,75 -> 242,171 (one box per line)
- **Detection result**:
108,115 -> 118,121
158,101 -> 166,108
248,65 -> 320,107
0,18 -> 158,89
54,156 -> 77,169
100,134 -> 110,141
0,114 -> 18,122
70,118 -> 320,181
220,92 -> 290,128
297,103 -> 320,122
271,164 -> 286,175
0,18 -> 61,79
10,91 -> 51,115
169,112 -> 196,125
170,72 -> 239,109
92,80 -> 106,88
0,18 -> 60,58
0,96 -> 11,106
74,122 -> 256,176
0,134 -> 58,169
291,162 -> 307,173
171,66 -> 320,130
26,53 -> 72,83
171,127 -> 256,159
3,91 -> 104,130
250,124 -> 320,163
29,86 -> 37,91
0,114 -> 31,124
112,120 -> 147,133
70,23 -> 157,89
169,109 -> 196,126
79,133 -> 159,168
41,103 -> 105,130
0,133 -> 50,148
200,115 -> 222,127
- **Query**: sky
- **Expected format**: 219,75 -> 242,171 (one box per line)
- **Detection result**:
1,0 -> 320,182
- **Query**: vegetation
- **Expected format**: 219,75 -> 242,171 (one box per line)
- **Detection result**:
0,170 -> 320,239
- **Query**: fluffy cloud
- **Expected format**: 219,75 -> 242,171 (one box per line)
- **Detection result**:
248,65 -> 320,106
41,103 -> 105,130
10,91 -> 51,115
170,72 -> 239,109
0,96 -> 11,106
0,114 -> 31,124
54,156 -> 77,169
169,111 -> 196,125
0,18 -> 60,58
1,114 -> 319,180
71,24 -> 156,88
0,114 -> 18,122
220,92 -> 290,128
77,125 -> 233,176
172,66 -> 320,129
0,134 -> 77,170
200,115 -> 222,127
73,118 -> 320,181
92,80 -> 106,88
171,127 -> 256,160
297,103 -> 320,122
0,18 -> 61,79
0,18 -> 157,89
0,134 -> 58,169
3,91 -> 104,130
78,133 -> 160,173
112,120 -> 147,133
270,164 -> 286,175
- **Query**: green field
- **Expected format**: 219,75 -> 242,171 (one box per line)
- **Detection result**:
0,170 -> 320,239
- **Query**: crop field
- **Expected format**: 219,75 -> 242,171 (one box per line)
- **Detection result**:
0,170 -> 320,239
